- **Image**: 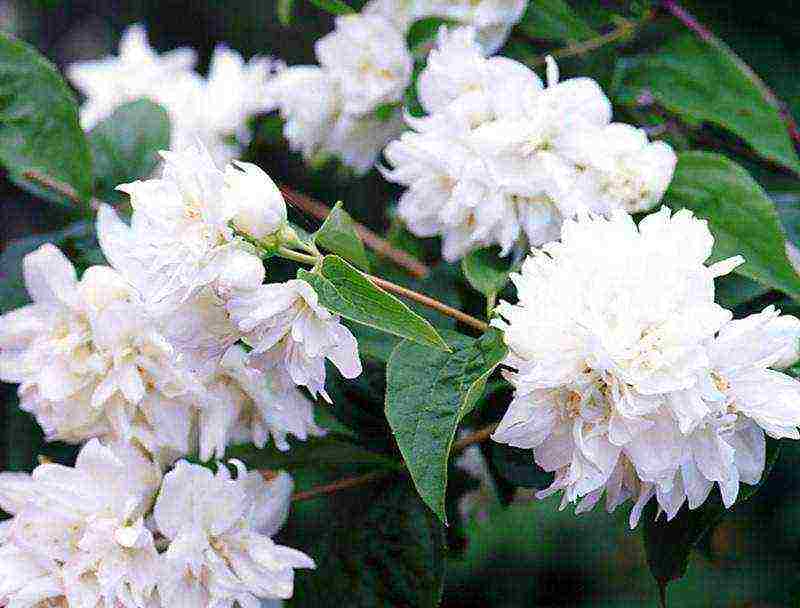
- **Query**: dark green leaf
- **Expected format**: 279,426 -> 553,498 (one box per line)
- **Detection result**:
643,438 -> 780,595
293,476 -> 446,608
313,202 -> 370,271
406,17 -> 456,59
517,0 -> 598,43
385,329 -> 507,521
307,0 -> 354,16
665,152 -> 800,301
461,246 -> 514,302
486,442 -> 554,490
277,0 -> 294,25
715,273 -> 770,310
299,255 -> 449,351
0,34 -> 92,203
89,100 -> 170,202
614,33 -> 800,174
224,432 -> 400,472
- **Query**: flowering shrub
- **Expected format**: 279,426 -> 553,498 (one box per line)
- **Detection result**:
1,1 -> 800,606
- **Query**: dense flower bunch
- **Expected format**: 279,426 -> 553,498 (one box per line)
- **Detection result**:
491,208 -> 800,526
0,440 -> 313,607
364,0 -> 528,52
0,144 -> 361,464
68,24 -> 278,165
382,27 -> 677,261
269,12 -> 412,174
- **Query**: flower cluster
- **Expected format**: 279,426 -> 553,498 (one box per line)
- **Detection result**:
382,27 -> 677,261
491,208 -> 800,526
364,0 -> 528,53
269,12 -> 412,174
68,24 -> 279,165
0,145 -> 361,464
0,440 -> 313,607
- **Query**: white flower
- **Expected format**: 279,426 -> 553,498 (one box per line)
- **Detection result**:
491,208 -> 745,518
382,38 -> 677,260
416,27 -> 542,124
0,246 -> 197,452
66,23 -> 197,131
68,26 -> 279,166
198,344 -> 324,461
154,462 -> 314,606
97,145 -> 266,312
225,161 -> 288,240
315,14 -> 412,116
0,440 -> 162,608
269,66 -> 342,162
227,279 -> 362,400
363,0 -> 528,53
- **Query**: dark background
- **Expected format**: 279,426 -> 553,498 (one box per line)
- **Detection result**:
3,1 -> 800,605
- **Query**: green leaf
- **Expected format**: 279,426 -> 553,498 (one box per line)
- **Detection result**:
517,0 -> 598,43
277,0 -> 294,25
665,152 -> 800,301
406,17 -> 456,59
224,432 -> 400,472
307,0 -> 354,16
461,246 -> 514,302
299,255 -> 449,351
643,438 -> 780,596
0,34 -> 92,203
89,100 -> 170,202
614,33 -> 800,174
385,329 -> 508,522
313,202 -> 370,271
0,222 -> 98,313
293,476 -> 446,608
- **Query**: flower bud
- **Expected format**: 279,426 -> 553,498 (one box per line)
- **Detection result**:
216,248 -> 266,296
225,161 -> 287,239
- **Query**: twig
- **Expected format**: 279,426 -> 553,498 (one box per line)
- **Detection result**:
290,422 -> 500,502
662,0 -> 800,144
368,275 -> 489,333
279,184 -> 431,279
523,11 -> 653,67
22,170 -> 102,210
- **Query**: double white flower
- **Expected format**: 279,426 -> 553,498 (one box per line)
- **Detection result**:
0,442 -> 312,608
68,24 -> 278,166
364,0 -> 528,53
269,13 -> 412,174
382,27 -> 677,262
491,208 -> 800,526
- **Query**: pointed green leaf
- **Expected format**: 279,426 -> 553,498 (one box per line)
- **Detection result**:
89,100 -> 170,201
461,246 -> 514,302
643,438 -> 780,596
307,0 -> 354,16
299,255 -> 449,351
615,33 -> 800,174
294,477 -> 446,608
385,329 -> 507,522
277,0 -> 295,25
313,202 -> 370,271
517,0 -> 597,43
665,152 -> 800,301
0,34 -> 92,204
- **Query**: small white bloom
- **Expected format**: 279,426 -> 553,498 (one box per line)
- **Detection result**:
0,440 -> 162,608
269,65 -> 342,162
0,244 -> 201,459
97,145 -> 265,312
315,14 -> 412,116
67,23 -> 197,130
68,26 -> 279,166
491,208 -> 743,514
154,462 -> 314,606
226,161 -> 288,240
197,344 -> 324,461
227,279 -> 362,400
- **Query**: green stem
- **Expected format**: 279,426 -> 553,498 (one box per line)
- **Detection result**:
276,246 -> 319,266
